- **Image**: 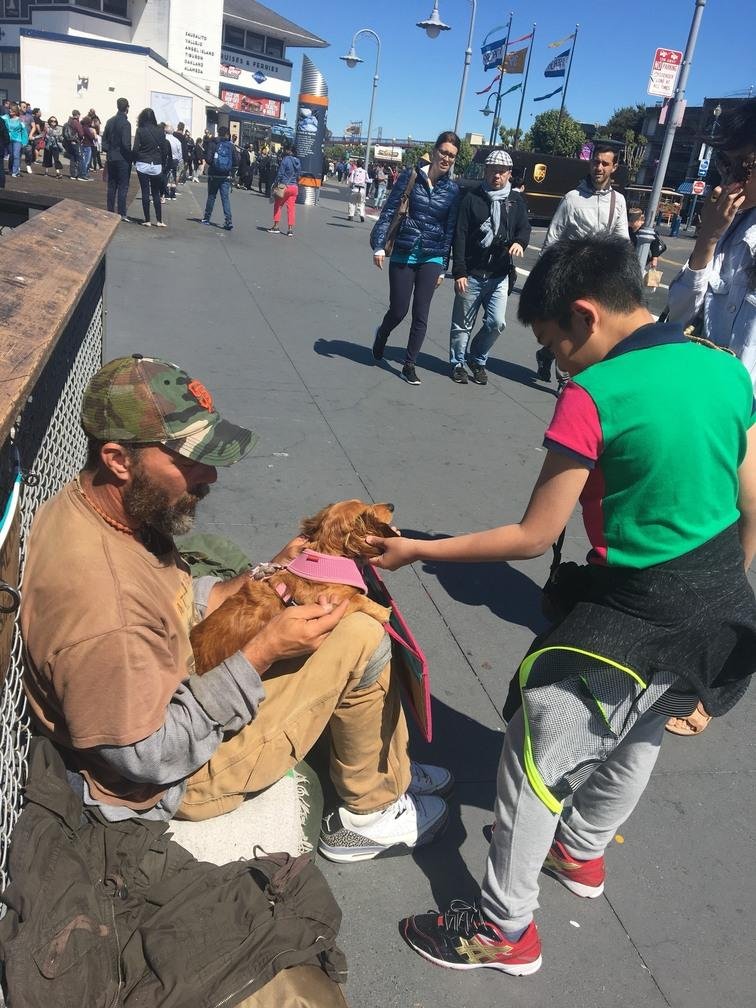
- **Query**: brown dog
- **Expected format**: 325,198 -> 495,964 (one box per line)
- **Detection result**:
190,500 -> 399,674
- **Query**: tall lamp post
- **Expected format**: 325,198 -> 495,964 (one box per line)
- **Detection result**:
480,92 -> 501,144
417,0 -> 478,137
340,28 -> 381,168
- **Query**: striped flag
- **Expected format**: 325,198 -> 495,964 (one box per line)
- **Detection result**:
544,49 -> 570,77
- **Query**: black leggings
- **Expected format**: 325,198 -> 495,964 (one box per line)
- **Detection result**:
377,260 -> 445,365
137,170 -> 163,223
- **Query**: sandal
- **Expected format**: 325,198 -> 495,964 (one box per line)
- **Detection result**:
665,701 -> 712,736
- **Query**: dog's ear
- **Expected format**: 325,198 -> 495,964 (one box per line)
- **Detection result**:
344,511 -> 399,558
300,504 -> 333,541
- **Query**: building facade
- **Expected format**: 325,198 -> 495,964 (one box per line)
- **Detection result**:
0,0 -> 326,140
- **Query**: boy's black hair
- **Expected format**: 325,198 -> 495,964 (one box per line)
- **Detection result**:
592,142 -> 619,163
713,98 -> 756,152
518,237 -> 644,329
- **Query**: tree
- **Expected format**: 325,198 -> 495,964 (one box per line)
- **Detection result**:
497,124 -> 517,147
523,108 -> 586,157
603,103 -> 646,139
403,145 -> 429,168
455,137 -> 473,174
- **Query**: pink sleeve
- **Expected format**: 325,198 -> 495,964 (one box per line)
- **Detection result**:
543,382 -> 602,468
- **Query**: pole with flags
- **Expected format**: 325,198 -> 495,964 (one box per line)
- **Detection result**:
489,11 -> 513,146
554,24 -> 579,154
513,23 -> 536,150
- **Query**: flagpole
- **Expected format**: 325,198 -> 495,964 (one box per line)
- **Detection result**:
554,24 -> 579,154
513,22 -> 535,150
489,11 -> 513,146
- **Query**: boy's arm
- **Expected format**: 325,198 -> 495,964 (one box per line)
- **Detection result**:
370,451 -> 589,569
737,425 -> 756,570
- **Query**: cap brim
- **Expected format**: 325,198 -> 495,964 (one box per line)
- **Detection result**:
166,418 -> 258,467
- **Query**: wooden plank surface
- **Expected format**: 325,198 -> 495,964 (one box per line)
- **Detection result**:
0,199 -> 120,445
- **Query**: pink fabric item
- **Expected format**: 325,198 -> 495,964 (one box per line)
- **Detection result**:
286,549 -> 367,593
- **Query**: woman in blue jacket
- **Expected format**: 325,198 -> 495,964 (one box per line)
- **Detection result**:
370,131 -> 461,384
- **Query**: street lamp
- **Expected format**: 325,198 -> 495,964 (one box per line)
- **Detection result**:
418,0 -> 477,137
340,28 -> 381,168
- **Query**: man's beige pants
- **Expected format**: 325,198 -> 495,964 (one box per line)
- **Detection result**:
178,614 -> 411,820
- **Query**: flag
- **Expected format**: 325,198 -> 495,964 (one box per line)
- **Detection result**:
476,73 -> 501,95
544,49 -> 570,77
548,32 -> 575,48
533,86 -> 564,102
501,46 -> 527,74
481,37 -> 507,70
503,83 -> 522,96
509,31 -> 534,45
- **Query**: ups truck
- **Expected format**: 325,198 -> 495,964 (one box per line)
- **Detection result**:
460,148 -> 629,223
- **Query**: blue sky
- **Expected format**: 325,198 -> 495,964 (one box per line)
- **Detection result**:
276,0 -> 755,141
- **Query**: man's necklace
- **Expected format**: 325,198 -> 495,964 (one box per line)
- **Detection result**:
74,475 -> 139,536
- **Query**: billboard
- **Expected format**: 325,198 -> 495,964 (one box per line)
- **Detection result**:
373,145 -> 403,164
220,89 -> 282,119
219,48 -> 291,99
295,55 -> 329,203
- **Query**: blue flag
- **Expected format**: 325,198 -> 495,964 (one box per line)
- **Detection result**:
481,37 -> 507,71
544,49 -> 570,78
533,86 -> 564,102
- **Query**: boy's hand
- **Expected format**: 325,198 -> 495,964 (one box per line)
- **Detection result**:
243,594 -> 349,672
365,535 -> 419,571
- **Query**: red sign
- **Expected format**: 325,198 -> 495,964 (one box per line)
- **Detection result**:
648,47 -> 683,98
692,179 -> 706,196
220,89 -> 282,119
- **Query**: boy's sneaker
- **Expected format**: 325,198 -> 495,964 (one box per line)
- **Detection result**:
402,364 -> 422,385
372,327 -> 387,361
535,348 -> 552,382
409,761 -> 454,798
401,900 -> 542,975
469,364 -> 488,385
542,838 -> 605,897
452,365 -> 468,384
318,792 -> 447,863
201,219 -> 211,225
223,222 -> 234,230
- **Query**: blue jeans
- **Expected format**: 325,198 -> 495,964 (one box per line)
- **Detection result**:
79,145 -> 92,180
449,273 -> 508,367
375,182 -> 387,207
204,176 -> 232,224
8,140 -> 22,176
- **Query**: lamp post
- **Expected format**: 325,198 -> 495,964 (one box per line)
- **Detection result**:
340,28 -> 381,169
417,0 -> 478,137
480,92 -> 501,145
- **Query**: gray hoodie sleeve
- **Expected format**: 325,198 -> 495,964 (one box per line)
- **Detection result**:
94,651 -> 265,786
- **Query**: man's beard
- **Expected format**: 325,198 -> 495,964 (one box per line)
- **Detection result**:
123,467 -> 210,537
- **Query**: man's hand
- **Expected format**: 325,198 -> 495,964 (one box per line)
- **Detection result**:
365,535 -> 420,571
509,243 -> 524,258
373,253 -> 384,269
242,594 -> 350,672
269,534 -> 309,566
454,277 -> 468,295
436,273 -> 445,288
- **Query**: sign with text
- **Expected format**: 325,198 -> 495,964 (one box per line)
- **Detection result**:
220,89 -> 282,119
648,48 -> 682,97
220,48 -> 292,99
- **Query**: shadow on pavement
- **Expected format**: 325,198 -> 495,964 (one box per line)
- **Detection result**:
485,357 -> 559,396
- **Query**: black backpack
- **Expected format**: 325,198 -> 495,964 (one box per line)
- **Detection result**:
61,120 -> 75,144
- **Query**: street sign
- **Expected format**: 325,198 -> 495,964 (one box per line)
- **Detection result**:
692,179 -> 706,196
647,47 -> 683,97
698,158 -> 709,177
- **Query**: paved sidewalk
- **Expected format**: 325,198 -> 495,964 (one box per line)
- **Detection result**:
104,177 -> 756,1008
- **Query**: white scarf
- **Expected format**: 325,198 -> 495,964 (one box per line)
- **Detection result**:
479,182 -> 511,248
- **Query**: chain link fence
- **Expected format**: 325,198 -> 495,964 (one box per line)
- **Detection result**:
0,261 -> 104,897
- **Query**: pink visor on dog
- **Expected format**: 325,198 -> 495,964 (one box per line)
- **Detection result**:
286,549 -> 368,593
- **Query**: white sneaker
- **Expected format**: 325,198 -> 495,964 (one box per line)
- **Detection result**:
318,792 -> 447,863
26,165 -> 32,174
409,761 -> 454,798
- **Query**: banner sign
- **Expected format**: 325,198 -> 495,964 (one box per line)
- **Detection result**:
647,47 -> 682,97
345,121 -> 362,136
295,94 -> 328,185
580,142 -> 594,161
373,145 -> 403,163
481,37 -> 507,70
219,89 -> 282,118
545,49 -> 570,77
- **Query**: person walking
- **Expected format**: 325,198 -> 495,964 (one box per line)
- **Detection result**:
202,126 -> 239,230
374,162 -> 388,208
268,143 -> 300,237
370,131 -> 461,385
347,158 -> 368,221
192,136 -> 204,182
5,105 -> 29,178
41,115 -> 64,178
79,113 -> 97,181
535,144 -> 629,390
164,123 -> 182,200
449,149 -> 530,385
132,107 -> 168,228
102,97 -> 132,220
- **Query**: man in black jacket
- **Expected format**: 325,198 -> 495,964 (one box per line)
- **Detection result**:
102,97 -> 132,220
202,127 -> 240,230
449,149 -> 530,384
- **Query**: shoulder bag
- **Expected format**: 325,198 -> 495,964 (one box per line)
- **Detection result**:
382,168 -> 417,257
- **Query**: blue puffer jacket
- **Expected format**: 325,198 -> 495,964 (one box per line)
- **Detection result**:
370,166 -> 460,267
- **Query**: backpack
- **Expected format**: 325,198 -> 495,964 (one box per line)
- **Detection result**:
213,138 -> 233,173
62,120 -> 75,144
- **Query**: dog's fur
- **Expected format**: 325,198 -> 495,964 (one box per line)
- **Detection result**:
190,500 -> 399,674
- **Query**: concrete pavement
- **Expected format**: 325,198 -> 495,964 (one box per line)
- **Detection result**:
103,177 -> 756,1008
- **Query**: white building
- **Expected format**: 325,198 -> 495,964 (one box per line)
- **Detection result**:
0,0 -> 326,141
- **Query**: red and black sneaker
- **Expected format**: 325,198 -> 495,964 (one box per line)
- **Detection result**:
400,899 -> 542,975
543,838 -> 605,897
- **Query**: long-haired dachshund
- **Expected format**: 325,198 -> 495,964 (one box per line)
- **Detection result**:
190,499 -> 399,674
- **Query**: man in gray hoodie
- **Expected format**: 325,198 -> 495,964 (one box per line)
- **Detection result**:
535,144 -> 629,389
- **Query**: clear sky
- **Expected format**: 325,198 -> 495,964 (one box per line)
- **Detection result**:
275,0 -> 755,141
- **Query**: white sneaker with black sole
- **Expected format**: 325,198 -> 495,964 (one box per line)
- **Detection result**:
318,792 -> 448,863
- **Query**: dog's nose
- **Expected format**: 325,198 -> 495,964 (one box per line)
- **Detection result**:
386,502 -> 395,513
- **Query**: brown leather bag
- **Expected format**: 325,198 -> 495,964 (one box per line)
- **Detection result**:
382,167 -> 417,256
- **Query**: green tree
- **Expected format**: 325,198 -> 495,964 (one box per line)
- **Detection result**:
603,103 -> 646,139
455,137 -> 473,174
497,124 -> 517,147
524,108 -> 585,157
403,145 -> 429,167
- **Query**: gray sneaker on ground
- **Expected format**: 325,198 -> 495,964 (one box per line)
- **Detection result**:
318,792 -> 448,863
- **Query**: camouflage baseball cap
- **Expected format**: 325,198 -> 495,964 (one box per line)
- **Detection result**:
80,355 -> 257,467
